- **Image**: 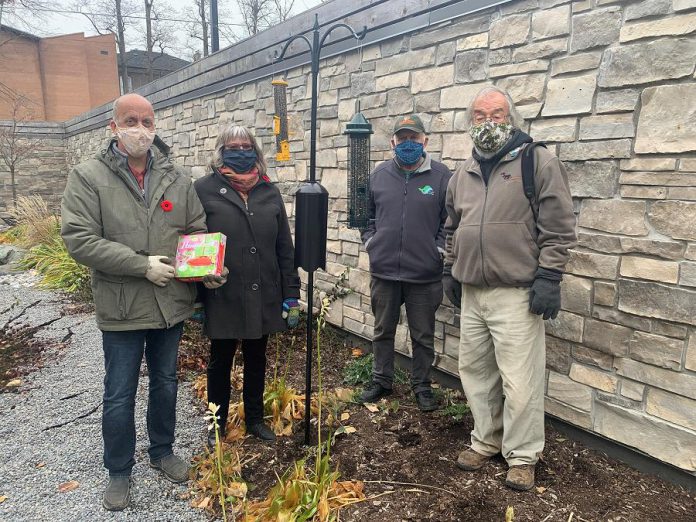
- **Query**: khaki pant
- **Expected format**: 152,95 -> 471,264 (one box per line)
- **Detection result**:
457,285 -> 545,466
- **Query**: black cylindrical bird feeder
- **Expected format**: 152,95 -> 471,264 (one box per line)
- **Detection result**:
344,112 -> 373,229
294,182 -> 328,272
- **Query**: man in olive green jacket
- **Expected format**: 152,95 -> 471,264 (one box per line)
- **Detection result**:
61,93 -> 209,511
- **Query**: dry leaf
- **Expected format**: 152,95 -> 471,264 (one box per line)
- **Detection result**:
351,347 -> 365,357
197,496 -> 211,509
364,403 -> 379,413
35,462 -> 45,468
58,480 -> 79,492
344,426 -> 357,434
340,412 -> 350,421
6,379 -> 21,388
0,495 -> 7,503
333,387 -> 354,402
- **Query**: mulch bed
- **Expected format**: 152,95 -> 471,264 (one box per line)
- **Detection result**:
0,300 -> 76,392
179,316 -> 696,521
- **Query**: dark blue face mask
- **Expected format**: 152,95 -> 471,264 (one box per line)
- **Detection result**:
222,149 -> 257,173
394,140 -> 424,166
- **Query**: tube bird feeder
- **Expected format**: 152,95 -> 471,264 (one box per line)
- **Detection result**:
272,79 -> 290,162
344,111 -> 373,229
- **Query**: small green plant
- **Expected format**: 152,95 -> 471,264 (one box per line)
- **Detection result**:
436,388 -> 470,421
205,402 -> 229,522
343,352 -> 409,387
194,402 -> 247,519
342,353 -> 373,386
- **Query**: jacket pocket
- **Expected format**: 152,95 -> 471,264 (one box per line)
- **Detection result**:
94,278 -> 127,322
483,222 -> 539,285
451,224 -> 483,284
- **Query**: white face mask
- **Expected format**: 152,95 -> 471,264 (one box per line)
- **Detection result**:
115,125 -> 155,158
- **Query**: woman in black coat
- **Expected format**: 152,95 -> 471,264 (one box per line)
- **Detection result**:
194,125 -> 301,443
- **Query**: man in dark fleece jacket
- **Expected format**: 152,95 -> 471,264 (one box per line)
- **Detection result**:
359,114 -> 452,412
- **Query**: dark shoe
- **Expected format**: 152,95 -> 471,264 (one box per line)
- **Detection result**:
414,389 -> 438,412
246,422 -> 276,442
102,476 -> 130,511
457,448 -> 493,471
505,464 -> 535,491
358,381 -> 393,403
150,454 -> 189,483
207,427 -> 226,450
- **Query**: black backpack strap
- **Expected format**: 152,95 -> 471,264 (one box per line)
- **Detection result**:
521,141 -> 546,222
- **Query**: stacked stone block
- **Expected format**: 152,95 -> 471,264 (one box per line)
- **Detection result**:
58,0 -> 696,473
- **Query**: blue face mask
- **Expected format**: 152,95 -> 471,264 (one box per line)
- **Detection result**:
394,140 -> 424,166
222,149 -> 257,173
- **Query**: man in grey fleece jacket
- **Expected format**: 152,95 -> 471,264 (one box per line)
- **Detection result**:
359,114 -> 452,411
444,87 -> 576,492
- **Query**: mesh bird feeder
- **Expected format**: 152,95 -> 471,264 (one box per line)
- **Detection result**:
344,110 -> 373,229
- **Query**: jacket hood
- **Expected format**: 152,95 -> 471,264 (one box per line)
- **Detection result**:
97,135 -> 173,170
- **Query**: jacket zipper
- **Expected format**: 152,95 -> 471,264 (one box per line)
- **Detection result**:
398,177 -> 409,280
479,180 -> 490,287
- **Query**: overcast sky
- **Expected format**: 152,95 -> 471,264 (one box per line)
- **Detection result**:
2,0 -> 324,60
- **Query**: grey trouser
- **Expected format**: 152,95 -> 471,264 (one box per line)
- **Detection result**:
370,276 -> 443,393
458,285 -> 546,466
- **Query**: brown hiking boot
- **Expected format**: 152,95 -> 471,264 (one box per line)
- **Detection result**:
505,465 -> 535,491
456,448 -> 493,471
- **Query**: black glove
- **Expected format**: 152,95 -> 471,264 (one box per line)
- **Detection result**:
443,269 -> 462,308
529,267 -> 562,320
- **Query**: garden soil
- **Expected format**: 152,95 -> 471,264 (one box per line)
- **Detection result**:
180,320 -> 696,522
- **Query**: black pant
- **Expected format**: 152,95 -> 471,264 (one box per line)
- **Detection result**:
207,336 -> 268,430
370,277 -> 443,393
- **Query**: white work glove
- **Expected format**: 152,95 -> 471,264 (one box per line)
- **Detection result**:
145,256 -> 175,287
202,266 -> 229,289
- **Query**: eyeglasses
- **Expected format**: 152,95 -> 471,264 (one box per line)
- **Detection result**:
224,144 -> 254,151
472,112 -> 508,124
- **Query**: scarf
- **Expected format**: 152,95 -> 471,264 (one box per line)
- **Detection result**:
219,166 -> 260,198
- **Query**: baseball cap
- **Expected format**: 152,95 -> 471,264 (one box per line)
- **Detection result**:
393,114 -> 426,135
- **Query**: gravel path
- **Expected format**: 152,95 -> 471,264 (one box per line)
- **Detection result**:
0,282 -> 208,521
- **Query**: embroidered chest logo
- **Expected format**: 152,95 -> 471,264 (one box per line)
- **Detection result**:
418,185 -> 435,196
500,172 -> 521,182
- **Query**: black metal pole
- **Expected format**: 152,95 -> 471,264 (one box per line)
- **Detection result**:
303,15 -> 321,446
210,0 -> 220,53
275,13 -> 367,447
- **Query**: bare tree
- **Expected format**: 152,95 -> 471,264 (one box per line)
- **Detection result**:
238,0 -> 274,36
73,0 -> 139,93
0,92 -> 43,209
143,1 -> 177,82
273,0 -> 295,24
183,0 -> 209,57
0,0 -> 53,46
237,0 -> 296,37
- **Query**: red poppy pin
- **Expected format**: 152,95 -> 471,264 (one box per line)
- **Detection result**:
161,200 -> 173,212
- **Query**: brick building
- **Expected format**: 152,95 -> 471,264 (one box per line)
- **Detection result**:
0,25 -> 120,122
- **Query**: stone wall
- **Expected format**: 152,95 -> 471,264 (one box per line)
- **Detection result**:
46,0 -> 696,474
0,122 -> 67,213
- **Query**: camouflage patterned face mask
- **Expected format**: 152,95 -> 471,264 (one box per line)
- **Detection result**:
469,120 -> 513,154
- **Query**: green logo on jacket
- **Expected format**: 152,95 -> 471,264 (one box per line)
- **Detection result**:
419,185 -> 434,196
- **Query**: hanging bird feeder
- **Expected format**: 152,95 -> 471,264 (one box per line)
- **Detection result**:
272,79 -> 290,162
344,109 -> 373,229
